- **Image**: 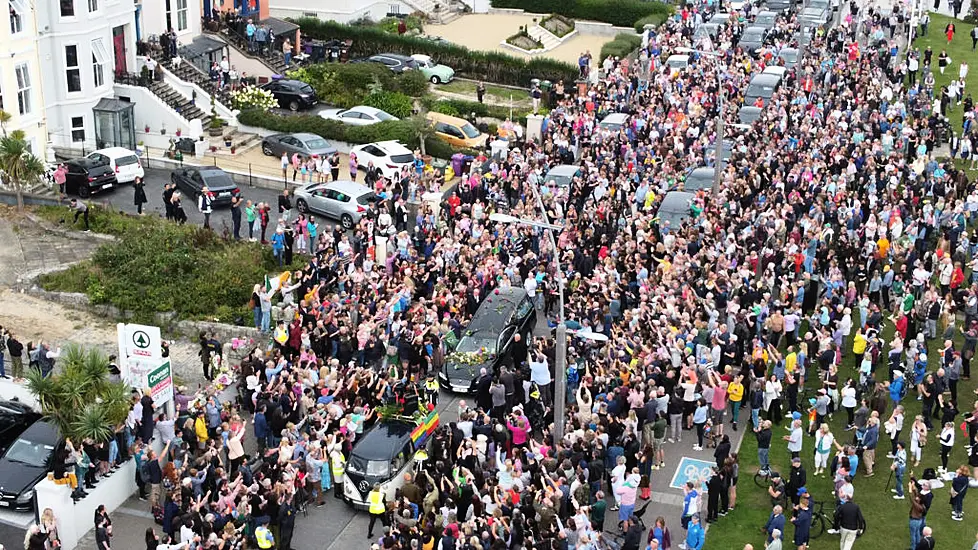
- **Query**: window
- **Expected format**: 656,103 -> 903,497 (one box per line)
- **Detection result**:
71,117 -> 85,142
9,0 -> 26,34
176,0 -> 188,31
65,45 -> 81,92
60,0 -> 74,16
92,39 -> 107,88
14,64 -> 31,115
87,0 -> 96,10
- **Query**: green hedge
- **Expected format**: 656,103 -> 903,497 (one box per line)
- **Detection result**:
237,110 -> 469,160
362,91 -> 415,119
423,97 -> 531,127
490,0 -> 673,28
600,32 -> 643,60
292,18 -> 578,88
36,206 -> 306,324
634,12 -> 672,33
286,63 -> 426,109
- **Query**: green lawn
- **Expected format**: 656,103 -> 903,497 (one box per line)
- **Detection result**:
910,13 -> 976,132
704,318 -> 978,550
438,79 -> 532,104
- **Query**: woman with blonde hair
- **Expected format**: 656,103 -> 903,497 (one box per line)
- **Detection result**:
813,423 -> 834,476
909,415 -> 928,467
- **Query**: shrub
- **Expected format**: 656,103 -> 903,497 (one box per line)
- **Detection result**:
286,62 -> 426,109
634,12 -> 671,33
362,91 -> 415,118
540,14 -> 576,37
292,18 -> 578,87
36,206 -> 306,324
600,32 -> 643,60
489,0 -> 673,28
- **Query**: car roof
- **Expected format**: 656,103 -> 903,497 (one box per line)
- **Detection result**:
763,66 -> 788,76
546,165 -> 580,177
750,73 -> 782,84
780,47 -> 799,55
325,179 -> 373,196
601,113 -> 629,123
739,106 -> 763,115
90,147 -> 137,157
351,421 -> 415,461
69,157 -> 109,168
12,420 -> 59,444
657,191 -> 696,224
349,105 -> 384,115
291,132 -> 327,142
744,25 -> 767,33
756,10 -> 778,16
374,53 -> 413,61
197,167 -> 229,175
466,287 -> 528,333
370,140 -> 413,155
667,54 -> 690,61
410,53 -> 433,61
0,399 -> 37,416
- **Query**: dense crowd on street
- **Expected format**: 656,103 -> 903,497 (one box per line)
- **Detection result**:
39,0 -> 978,548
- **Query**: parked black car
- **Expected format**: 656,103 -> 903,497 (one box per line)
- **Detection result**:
349,53 -> 418,74
261,79 -> 318,111
439,287 -> 537,393
0,400 -> 40,455
170,167 -> 240,206
0,420 -> 62,510
64,158 -> 118,198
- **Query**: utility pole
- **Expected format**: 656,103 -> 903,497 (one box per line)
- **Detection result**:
713,87 -> 725,196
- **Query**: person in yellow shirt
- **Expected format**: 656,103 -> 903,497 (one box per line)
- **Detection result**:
852,327 -> 867,365
194,411 -> 208,451
785,347 -> 798,374
727,374 -> 745,431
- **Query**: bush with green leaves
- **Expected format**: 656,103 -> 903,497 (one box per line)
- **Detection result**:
229,85 -> 278,112
362,91 -> 415,118
600,32 -> 643,60
36,206 -> 307,324
634,12 -> 672,33
293,18 -> 579,87
286,62 -> 427,109
489,0 -> 673,28
25,345 -> 132,443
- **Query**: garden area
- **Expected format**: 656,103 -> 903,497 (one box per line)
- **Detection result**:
706,314 -> 978,550
35,206 -> 305,325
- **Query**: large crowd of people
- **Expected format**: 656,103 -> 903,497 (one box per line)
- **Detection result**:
59,0 -> 978,549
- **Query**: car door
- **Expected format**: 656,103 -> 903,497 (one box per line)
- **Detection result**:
497,326 -> 516,357
360,145 -> 383,169
266,82 -> 285,106
307,187 -> 329,216
65,162 -> 84,194
340,111 -> 364,126
280,136 -> 301,156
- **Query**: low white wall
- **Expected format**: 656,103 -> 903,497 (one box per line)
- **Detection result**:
34,459 -> 137,550
573,20 -> 638,36
0,377 -> 40,410
463,0 -> 491,12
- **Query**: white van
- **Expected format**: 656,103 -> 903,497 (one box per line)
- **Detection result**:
86,147 -> 144,184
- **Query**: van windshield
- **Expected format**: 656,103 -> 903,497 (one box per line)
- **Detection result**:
347,456 -> 390,478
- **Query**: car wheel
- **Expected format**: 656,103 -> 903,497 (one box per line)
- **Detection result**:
296,199 -> 308,214
288,100 -> 300,112
430,75 -> 441,84
341,214 -> 353,230
262,143 -> 274,156
78,185 -> 91,198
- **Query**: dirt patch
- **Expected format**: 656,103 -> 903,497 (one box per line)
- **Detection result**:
0,289 -> 118,345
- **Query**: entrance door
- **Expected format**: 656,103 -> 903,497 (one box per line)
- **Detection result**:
112,25 -> 127,75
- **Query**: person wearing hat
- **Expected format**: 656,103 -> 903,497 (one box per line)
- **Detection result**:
786,457 -> 807,506
255,517 -> 274,549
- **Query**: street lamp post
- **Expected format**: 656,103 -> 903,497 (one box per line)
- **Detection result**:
676,47 -> 726,195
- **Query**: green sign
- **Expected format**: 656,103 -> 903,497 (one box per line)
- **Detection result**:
148,360 -> 173,408
132,331 -> 151,349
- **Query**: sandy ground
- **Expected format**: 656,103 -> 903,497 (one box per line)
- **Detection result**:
427,13 -> 614,65
0,289 -> 119,348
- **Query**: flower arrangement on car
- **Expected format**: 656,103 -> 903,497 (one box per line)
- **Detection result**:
447,348 -> 494,368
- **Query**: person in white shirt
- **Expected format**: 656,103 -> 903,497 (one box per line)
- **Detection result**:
528,352 -> 551,403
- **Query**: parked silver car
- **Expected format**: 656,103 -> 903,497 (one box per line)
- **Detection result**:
293,180 -> 377,229
261,133 -> 337,158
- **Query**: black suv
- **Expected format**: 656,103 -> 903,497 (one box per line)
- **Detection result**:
439,287 -> 537,393
350,53 -> 418,74
261,79 -> 318,111
64,158 -> 118,198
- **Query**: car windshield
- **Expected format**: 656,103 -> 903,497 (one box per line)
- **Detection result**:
304,138 -> 331,150
5,437 -> 53,467
356,192 -> 378,205
390,153 -> 415,163
347,456 -> 391,478
455,334 -> 497,354
781,51 -> 798,62
297,83 -> 314,95
202,172 -> 234,189
375,111 -> 396,121
460,123 -> 481,139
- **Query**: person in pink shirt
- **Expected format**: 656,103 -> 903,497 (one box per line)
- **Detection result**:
615,470 -> 640,523
708,370 -> 728,439
507,416 -> 529,450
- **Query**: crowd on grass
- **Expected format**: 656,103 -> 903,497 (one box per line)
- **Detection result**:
32,0 -> 978,548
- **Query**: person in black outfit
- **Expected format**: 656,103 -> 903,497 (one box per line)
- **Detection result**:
139,390 -> 155,444
787,457 -> 807,506
706,466 -> 724,522
133,177 -> 147,215
230,195 -> 242,240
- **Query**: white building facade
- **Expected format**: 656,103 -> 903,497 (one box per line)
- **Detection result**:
36,0 -> 138,151
138,0 -> 202,46
1,0 -> 48,155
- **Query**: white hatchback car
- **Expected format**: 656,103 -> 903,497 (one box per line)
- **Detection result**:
349,140 -> 416,180
86,147 -> 144,184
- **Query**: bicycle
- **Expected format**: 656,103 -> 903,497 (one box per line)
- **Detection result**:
808,499 -> 866,539
754,468 -> 779,488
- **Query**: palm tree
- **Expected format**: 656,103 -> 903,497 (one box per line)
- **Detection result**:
0,110 -> 11,136
405,112 -> 435,157
0,130 -> 46,209
25,344 -> 131,443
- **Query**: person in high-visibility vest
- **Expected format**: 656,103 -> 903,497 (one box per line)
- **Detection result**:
256,519 -> 275,549
424,374 -> 440,407
366,483 -> 389,539
330,447 -> 346,499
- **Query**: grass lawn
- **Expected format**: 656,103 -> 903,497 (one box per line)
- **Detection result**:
909,13 -> 976,133
438,79 -> 532,104
704,317 -> 978,550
